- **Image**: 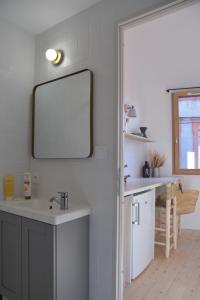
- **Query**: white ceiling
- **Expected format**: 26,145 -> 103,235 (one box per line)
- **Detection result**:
0,0 -> 102,35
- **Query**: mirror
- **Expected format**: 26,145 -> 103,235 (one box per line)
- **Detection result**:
32,69 -> 93,158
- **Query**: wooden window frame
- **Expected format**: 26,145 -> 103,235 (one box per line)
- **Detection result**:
172,89 -> 200,175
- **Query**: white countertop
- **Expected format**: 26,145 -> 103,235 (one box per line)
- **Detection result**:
124,177 -> 181,196
0,198 -> 91,225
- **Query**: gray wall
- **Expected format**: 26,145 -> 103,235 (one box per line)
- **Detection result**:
0,19 -> 34,199
32,0 -> 175,299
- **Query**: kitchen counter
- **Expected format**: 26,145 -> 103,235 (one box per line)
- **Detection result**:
124,177 -> 181,196
0,198 -> 91,225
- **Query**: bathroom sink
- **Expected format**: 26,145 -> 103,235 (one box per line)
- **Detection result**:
8,198 -> 54,210
0,198 -> 91,225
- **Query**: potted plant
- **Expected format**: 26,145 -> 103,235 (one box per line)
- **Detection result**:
151,151 -> 166,177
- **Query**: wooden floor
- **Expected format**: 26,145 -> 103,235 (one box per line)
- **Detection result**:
124,229 -> 200,300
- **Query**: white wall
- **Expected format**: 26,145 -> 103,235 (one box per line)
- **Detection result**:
123,41 -> 149,178
31,0 -> 176,299
124,139 -> 148,178
0,19 -> 34,199
124,1 -> 200,229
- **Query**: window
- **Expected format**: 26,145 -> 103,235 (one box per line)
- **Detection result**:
172,89 -> 200,175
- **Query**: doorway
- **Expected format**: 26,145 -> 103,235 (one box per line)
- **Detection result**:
116,1 -> 199,299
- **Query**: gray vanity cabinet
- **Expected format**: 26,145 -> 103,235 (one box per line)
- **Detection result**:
0,212 -> 89,300
0,212 -> 22,300
22,218 -> 55,300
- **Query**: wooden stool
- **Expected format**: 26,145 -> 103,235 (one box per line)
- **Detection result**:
176,188 -> 199,237
155,183 -> 177,258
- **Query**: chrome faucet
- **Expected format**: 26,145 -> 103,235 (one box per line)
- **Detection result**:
50,192 -> 69,210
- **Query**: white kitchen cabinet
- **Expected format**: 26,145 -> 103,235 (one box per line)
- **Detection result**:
124,189 -> 155,283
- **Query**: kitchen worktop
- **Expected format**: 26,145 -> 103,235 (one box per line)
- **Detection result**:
124,177 -> 181,196
0,198 -> 91,225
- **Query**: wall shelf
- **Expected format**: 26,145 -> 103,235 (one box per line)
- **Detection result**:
124,133 -> 154,143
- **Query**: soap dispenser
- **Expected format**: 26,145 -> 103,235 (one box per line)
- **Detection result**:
24,173 -> 31,199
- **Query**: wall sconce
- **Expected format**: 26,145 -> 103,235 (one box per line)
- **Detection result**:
124,104 -> 137,133
45,49 -> 64,65
124,104 -> 137,117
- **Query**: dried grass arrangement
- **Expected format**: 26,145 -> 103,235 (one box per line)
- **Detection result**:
151,151 -> 166,168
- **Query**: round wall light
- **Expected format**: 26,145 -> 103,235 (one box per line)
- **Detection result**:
45,49 -> 63,65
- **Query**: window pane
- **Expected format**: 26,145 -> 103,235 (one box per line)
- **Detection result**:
178,96 -> 200,169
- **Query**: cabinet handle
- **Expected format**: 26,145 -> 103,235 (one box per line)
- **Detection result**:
132,202 -> 140,225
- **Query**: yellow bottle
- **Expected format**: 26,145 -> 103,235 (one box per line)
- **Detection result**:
4,176 -> 14,200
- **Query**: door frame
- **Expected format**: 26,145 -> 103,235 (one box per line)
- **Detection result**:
116,0 -> 197,299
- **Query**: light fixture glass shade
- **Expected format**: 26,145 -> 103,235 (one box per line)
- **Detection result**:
46,49 -> 57,61
45,49 -> 63,65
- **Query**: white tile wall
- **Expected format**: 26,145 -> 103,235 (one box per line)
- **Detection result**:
0,19 -> 34,199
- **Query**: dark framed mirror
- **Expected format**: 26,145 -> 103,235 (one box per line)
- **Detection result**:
32,69 -> 93,158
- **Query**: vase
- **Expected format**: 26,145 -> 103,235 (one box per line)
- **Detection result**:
140,127 -> 147,138
153,167 -> 160,177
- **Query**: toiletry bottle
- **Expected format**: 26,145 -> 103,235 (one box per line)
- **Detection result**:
143,161 -> 150,178
4,176 -> 14,200
24,173 -> 31,200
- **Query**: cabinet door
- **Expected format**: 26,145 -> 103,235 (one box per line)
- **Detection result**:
0,212 -> 22,300
132,189 -> 155,279
22,218 -> 56,300
123,195 -> 133,284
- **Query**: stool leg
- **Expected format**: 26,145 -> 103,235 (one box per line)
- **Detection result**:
178,215 -> 181,237
173,196 -> 177,249
165,199 -> 171,258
